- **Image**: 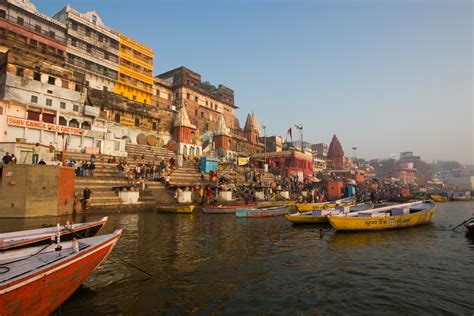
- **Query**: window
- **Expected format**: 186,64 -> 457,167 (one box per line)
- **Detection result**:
16,67 -> 24,77
86,45 -> 92,53
42,113 -> 55,123
69,119 -> 79,128
0,10 -> 5,18
81,121 -> 91,130
195,110 -> 198,116
152,122 -> 157,130
27,111 -> 40,121
35,25 -> 41,33
71,22 -> 77,31
33,72 -> 41,81
73,104 -> 79,112
48,76 -> 56,85
85,28 -> 91,37
62,80 -> 69,89
59,116 -> 67,126
103,86 -> 108,92
60,102 -> 66,109
135,117 -> 140,127
17,17 -> 23,25
98,35 -> 103,43
195,96 -> 198,102
92,15 -> 97,25
104,52 -> 109,60
75,84 -> 81,92
29,39 -> 38,46
71,39 -> 77,47
187,93 -> 190,100
46,99 -> 52,106
114,113 -> 120,123
201,112 -> 204,118
49,31 -> 55,39
31,95 -> 38,103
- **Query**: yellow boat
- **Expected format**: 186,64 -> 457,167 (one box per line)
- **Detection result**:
328,201 -> 436,231
286,203 -> 373,224
157,205 -> 195,214
431,195 -> 448,202
295,197 -> 355,211
257,200 -> 296,208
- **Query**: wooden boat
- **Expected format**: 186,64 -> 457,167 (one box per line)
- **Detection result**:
431,194 -> 448,202
464,218 -> 474,234
203,204 -> 256,214
295,197 -> 355,212
257,200 -> 296,208
328,201 -> 436,231
285,203 -> 373,224
157,205 -> 195,214
0,230 -> 122,315
0,216 -> 108,252
449,191 -> 471,201
235,206 -> 290,218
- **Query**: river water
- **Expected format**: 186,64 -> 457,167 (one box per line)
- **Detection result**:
1,202 -> 473,315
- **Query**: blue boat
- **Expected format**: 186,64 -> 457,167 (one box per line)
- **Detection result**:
235,206 -> 290,218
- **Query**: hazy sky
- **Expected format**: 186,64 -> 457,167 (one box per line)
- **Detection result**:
37,0 -> 473,164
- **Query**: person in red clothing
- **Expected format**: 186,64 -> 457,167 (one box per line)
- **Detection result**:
206,184 -> 212,204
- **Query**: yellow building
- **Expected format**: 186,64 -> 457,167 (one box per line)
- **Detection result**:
115,33 -> 154,104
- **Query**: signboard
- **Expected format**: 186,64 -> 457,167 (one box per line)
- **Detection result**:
7,117 -> 86,136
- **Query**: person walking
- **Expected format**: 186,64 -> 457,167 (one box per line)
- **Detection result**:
32,143 -> 40,164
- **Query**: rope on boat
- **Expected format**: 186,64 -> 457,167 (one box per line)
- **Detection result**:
112,257 -> 155,279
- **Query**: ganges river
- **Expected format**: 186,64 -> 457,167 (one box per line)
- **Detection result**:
1,201 -> 473,315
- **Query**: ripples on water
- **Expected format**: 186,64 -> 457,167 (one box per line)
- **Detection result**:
0,202 -> 472,314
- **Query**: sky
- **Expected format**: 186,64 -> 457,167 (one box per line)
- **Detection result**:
37,0 -> 473,164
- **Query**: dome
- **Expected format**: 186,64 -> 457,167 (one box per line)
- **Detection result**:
327,134 -> 344,159
244,112 -> 260,133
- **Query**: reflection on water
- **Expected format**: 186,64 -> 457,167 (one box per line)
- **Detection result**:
0,202 -> 472,314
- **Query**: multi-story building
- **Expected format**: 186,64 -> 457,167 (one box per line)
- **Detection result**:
53,5 -> 119,92
312,143 -> 328,158
115,33 -> 154,104
0,0 -> 105,157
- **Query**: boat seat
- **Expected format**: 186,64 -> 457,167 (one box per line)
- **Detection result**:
391,207 -> 410,216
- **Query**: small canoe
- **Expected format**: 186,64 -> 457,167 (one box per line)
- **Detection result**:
203,204 -> 256,214
235,206 -> 290,218
0,216 -> 108,252
295,197 -> 355,211
157,205 -> 195,214
0,230 -> 122,315
328,201 -> 436,231
431,195 -> 448,202
285,203 -> 373,224
464,218 -> 474,234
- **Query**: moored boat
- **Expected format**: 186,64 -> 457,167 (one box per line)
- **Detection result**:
257,200 -> 296,208
464,218 -> 474,234
328,201 -> 436,231
0,230 -> 122,315
157,205 -> 195,214
285,203 -> 373,224
235,205 -> 290,218
449,191 -> 471,201
203,204 -> 256,214
295,196 -> 355,212
431,194 -> 448,202
0,216 -> 108,252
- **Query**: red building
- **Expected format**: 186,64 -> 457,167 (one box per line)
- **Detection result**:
253,150 -> 313,178
327,134 -> 345,170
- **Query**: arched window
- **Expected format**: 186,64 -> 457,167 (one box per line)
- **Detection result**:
69,119 -> 79,128
190,146 -> 195,157
81,121 -> 91,130
182,145 -> 187,156
59,116 -> 67,126
196,147 -> 200,157
122,136 -> 131,144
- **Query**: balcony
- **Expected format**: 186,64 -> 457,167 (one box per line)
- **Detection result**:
84,105 -> 100,117
0,13 -> 66,44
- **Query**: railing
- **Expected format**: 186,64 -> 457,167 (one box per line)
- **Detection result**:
0,13 -> 67,44
69,27 -> 119,52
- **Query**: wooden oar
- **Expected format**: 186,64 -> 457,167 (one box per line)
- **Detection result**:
452,217 -> 474,231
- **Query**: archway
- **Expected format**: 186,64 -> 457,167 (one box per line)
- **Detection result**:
68,119 -> 79,128
58,116 -> 67,126
81,121 -> 91,130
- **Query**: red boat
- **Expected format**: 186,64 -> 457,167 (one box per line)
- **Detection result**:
0,216 -> 108,252
0,229 -> 122,315
202,204 -> 257,214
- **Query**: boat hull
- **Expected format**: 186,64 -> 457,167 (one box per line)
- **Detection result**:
236,206 -> 290,218
0,231 -> 121,315
203,204 -> 256,214
285,213 -> 328,223
0,217 -> 108,252
295,198 -> 355,211
328,206 -> 436,231
431,195 -> 448,202
157,205 -> 195,214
